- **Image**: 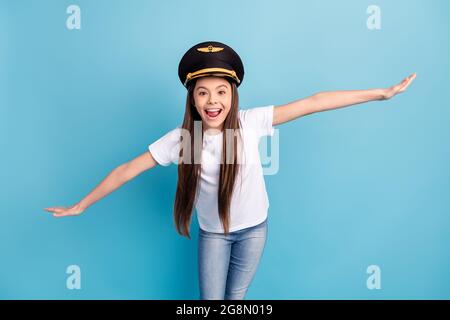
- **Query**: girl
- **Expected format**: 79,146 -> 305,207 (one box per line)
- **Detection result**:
44,41 -> 416,300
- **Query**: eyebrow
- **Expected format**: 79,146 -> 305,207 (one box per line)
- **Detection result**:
196,84 -> 228,91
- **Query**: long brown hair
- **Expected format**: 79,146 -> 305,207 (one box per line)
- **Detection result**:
174,78 -> 241,239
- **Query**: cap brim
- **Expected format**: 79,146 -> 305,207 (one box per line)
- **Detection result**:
184,68 -> 241,87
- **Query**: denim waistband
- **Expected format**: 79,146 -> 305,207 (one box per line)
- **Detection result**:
200,217 -> 268,235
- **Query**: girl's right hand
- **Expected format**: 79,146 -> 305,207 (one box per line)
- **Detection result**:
44,204 -> 85,218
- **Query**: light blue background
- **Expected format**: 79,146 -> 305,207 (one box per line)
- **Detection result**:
1,0 -> 449,299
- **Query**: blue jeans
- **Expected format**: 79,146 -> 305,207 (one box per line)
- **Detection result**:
198,218 -> 268,300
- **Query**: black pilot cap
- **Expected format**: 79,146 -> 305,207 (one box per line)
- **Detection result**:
178,41 -> 245,88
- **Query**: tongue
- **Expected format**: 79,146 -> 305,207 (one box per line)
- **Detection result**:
207,111 -> 220,117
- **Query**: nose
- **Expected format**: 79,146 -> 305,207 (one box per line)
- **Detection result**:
208,93 -> 218,104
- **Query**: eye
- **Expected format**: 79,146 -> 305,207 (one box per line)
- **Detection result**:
199,91 -> 207,96
219,90 -> 226,95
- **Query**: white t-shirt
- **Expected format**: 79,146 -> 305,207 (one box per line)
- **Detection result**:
148,105 -> 274,233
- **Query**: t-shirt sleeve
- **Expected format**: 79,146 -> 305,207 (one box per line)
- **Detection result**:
239,105 -> 275,138
148,127 -> 182,166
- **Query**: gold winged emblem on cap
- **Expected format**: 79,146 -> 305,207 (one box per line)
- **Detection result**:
197,45 -> 224,53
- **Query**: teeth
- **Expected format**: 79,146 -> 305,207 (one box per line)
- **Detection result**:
206,108 -> 221,112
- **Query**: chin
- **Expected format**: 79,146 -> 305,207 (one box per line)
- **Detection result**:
203,118 -> 225,129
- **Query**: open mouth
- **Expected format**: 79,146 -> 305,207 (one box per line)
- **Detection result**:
204,108 -> 223,120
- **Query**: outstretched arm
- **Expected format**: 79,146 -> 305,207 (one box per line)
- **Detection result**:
273,73 -> 417,126
44,151 -> 158,217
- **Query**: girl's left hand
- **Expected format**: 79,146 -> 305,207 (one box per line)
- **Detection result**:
382,73 -> 417,100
